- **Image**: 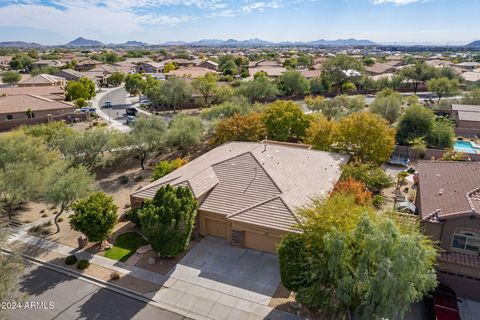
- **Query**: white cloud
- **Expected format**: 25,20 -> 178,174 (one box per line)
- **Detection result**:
242,1 -> 282,13
372,0 -> 421,5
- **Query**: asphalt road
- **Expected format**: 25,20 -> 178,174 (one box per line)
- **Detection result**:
9,263 -> 189,320
97,86 -> 134,123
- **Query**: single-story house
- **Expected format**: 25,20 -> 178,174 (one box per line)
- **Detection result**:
365,63 -> 396,76
0,94 -> 74,122
0,86 -> 65,101
416,161 -> 480,300
199,60 -> 219,71
31,59 -> 66,69
18,74 -> 66,87
298,69 -> 322,79
75,59 -> 102,72
54,69 -> 84,82
131,141 -> 349,253
135,62 -> 164,74
461,71 -> 480,84
455,62 -> 480,71
248,66 -> 287,78
0,56 -> 13,70
452,104 -> 480,130
165,67 -> 216,79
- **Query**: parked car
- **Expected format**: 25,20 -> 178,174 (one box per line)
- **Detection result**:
126,107 -> 138,116
140,99 -> 152,107
432,285 -> 461,320
104,100 -> 112,108
126,115 -> 137,125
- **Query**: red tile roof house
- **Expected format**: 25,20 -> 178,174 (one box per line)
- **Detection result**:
130,141 -> 349,253
0,94 -> 76,131
416,161 -> 480,300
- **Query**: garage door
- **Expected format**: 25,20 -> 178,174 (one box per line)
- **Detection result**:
245,231 -> 279,253
205,218 -> 226,239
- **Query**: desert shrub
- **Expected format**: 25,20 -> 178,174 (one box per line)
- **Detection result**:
77,259 -> 90,270
110,272 -> 120,280
118,175 -> 129,184
65,255 -> 78,265
372,195 -> 384,208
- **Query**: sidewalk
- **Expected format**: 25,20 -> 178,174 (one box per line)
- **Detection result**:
9,233 -> 299,320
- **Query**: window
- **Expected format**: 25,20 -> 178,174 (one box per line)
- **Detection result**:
452,231 -> 480,253
6,114 -> 13,120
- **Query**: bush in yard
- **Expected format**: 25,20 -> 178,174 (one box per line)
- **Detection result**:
77,259 -> 90,270
151,158 -> 187,181
118,175 -> 129,184
261,100 -> 311,141
125,208 -> 140,226
65,255 -> 78,265
138,185 -> 197,258
70,192 -> 118,243
110,272 -> 120,280
277,233 -> 309,291
331,178 -> 372,205
340,162 -> 393,193
372,195 -> 384,208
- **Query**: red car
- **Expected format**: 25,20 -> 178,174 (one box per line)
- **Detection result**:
434,285 -> 461,320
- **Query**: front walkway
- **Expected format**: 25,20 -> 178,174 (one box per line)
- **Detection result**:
9,232 -> 298,320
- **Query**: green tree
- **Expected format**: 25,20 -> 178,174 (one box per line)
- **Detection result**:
164,62 -> 176,73
213,113 -> 267,144
107,72 -> 125,86
9,53 -> 32,71
396,104 -> 434,145
74,98 -> 87,108
304,96 -> 341,120
65,77 -> 96,101
192,73 -> 220,106
261,100 -> 310,141
0,230 -> 24,319
297,55 -> 312,68
151,158 -> 187,181
125,73 -> 146,97
321,54 -> 364,93
340,162 -> 393,193
70,192 -> 118,244
337,112 -> 396,165
370,94 -> 402,123
155,78 -> 192,111
463,88 -> 480,105
128,116 -> 167,170
400,62 -> 436,94
30,66 -> 59,76
277,70 -> 310,96
1,71 -> 21,85
427,119 -> 455,149
277,233 -> 309,291
201,96 -> 258,120
138,185 -> 197,257
219,57 -> 238,76
45,163 -> 96,234
309,77 -> 327,95
305,115 -> 339,151
409,137 -> 427,159
237,75 -> 278,102
427,77 -> 460,101
166,115 -> 203,151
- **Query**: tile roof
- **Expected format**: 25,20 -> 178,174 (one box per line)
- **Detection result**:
133,141 -> 348,231
0,94 -> 74,114
452,104 -> 480,112
461,72 -> 480,83
18,74 -> 65,85
439,251 -> 480,269
417,161 -> 480,219
168,67 -> 215,79
458,111 -> 480,122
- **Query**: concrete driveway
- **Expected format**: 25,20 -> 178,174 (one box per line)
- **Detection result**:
148,237 -> 292,320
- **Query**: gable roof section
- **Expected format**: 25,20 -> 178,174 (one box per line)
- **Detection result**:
19,74 -> 65,85
417,161 -> 480,220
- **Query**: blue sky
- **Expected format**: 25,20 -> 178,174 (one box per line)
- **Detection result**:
0,0 -> 478,45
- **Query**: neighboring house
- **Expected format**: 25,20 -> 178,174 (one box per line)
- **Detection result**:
0,56 -> 13,70
461,71 -> 480,84
365,63 -> 396,76
452,104 -> 480,130
0,94 -> 74,124
75,59 -> 102,72
0,86 -> 65,101
135,62 -> 164,74
131,141 -> 348,253
18,74 -> 66,87
165,67 -> 216,79
248,66 -> 287,78
31,60 -> 66,69
426,59 -> 454,68
54,69 -> 84,82
298,69 -> 322,79
199,60 -> 219,71
455,62 -> 480,71
416,161 -> 480,300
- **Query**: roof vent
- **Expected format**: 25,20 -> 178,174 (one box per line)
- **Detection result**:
438,188 -> 444,195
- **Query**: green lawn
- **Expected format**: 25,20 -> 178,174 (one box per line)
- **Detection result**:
104,232 -> 149,262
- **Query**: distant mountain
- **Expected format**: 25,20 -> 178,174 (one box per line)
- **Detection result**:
0,41 -> 43,48
162,38 -> 376,46
66,37 -> 103,47
123,40 -> 146,46
308,39 -> 378,46
466,40 -> 480,47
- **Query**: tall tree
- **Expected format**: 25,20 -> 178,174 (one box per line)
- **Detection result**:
321,54 -> 364,93
261,100 -> 311,141
125,73 -> 146,98
166,115 -> 204,151
427,77 -> 460,101
1,71 -> 21,85
369,94 -> 402,123
70,192 -> 118,245
396,104 -> 435,145
192,73 -> 220,106
277,70 -> 310,96
213,113 -> 267,144
65,77 -> 96,101
138,185 -> 197,258
128,116 -> 167,170
400,62 -> 436,94
237,74 -> 278,102
45,163 -> 96,234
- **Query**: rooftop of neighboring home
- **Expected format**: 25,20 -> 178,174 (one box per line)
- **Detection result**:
54,68 -> 84,79
248,59 -> 281,68
452,104 -> 480,113
0,86 -> 65,100
31,59 -> 65,68
167,67 -> 216,79
455,62 -> 480,68
18,74 -> 65,86
298,69 -> 322,79
461,71 -> 480,83
0,94 -> 74,115
132,141 -> 349,231
425,59 -> 454,68
365,62 -> 395,75
416,161 -> 480,221
248,66 -> 287,77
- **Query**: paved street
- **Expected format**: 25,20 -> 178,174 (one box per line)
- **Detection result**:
10,263 -> 189,320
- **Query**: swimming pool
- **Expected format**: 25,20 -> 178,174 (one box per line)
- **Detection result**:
454,140 -> 478,154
